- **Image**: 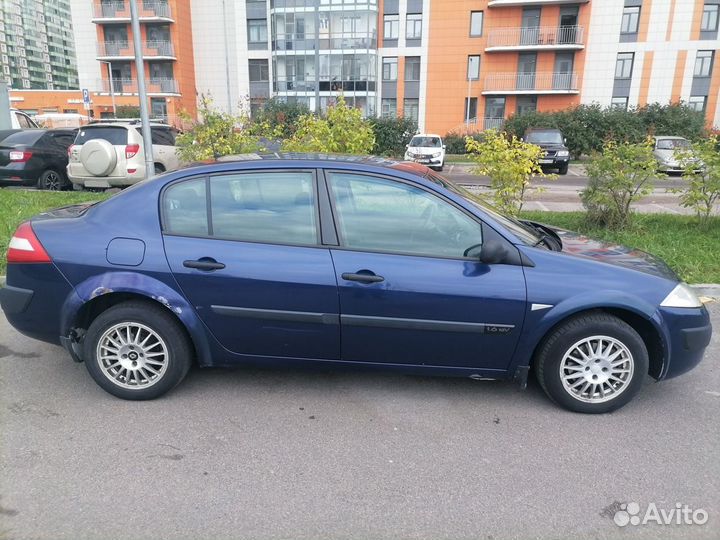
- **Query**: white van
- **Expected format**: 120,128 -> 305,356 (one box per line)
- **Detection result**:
8,109 -> 39,129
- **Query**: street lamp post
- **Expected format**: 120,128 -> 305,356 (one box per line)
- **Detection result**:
129,0 -> 154,180
99,61 -> 116,117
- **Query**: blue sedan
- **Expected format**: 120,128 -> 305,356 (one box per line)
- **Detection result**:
0,155 -> 712,413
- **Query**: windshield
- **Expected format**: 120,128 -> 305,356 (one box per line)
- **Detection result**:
410,136 -> 442,148
656,138 -> 689,150
426,172 -> 544,246
525,131 -> 563,145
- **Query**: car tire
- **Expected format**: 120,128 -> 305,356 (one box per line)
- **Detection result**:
83,301 -> 193,400
534,312 -> 648,414
557,163 -> 569,175
37,169 -> 66,191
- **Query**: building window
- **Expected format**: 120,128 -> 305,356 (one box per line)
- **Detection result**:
406,14 -> 422,39
694,50 -> 714,77
688,96 -> 707,112
405,56 -> 421,81
701,4 -> 719,31
470,11 -> 484,37
384,15 -> 399,40
464,97 -> 478,121
382,57 -> 397,81
249,59 -> 269,82
404,99 -> 419,122
381,98 -> 397,118
485,97 -> 506,120
247,19 -> 267,44
615,52 -> 635,79
467,55 -> 480,80
611,97 -> 629,110
621,6 -> 640,34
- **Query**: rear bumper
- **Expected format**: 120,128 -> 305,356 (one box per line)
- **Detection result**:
67,164 -> 145,188
0,285 -> 34,314
0,165 -> 39,185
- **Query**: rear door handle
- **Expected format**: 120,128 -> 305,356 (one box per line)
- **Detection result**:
341,272 -> 384,284
183,258 -> 226,271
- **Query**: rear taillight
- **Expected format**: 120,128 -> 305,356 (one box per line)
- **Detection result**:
7,222 -> 51,264
9,150 -> 32,162
125,143 -> 140,159
67,144 -> 75,157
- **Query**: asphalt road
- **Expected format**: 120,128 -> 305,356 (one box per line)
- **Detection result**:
1,306 -> 718,540
443,164 -> 710,214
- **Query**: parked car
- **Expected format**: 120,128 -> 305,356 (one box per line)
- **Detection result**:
0,128 -> 77,190
6,108 -> 39,129
404,134 -> 446,171
0,155 -> 711,413
67,122 -> 180,189
653,136 -> 698,174
523,128 -> 571,175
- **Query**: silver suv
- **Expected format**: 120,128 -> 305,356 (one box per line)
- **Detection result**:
67,122 -> 180,189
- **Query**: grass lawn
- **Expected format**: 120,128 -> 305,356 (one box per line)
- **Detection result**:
0,190 -> 718,284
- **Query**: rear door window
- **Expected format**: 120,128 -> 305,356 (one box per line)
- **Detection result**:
150,126 -> 176,146
75,127 -> 128,146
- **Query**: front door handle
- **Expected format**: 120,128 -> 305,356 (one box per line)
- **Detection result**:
183,258 -> 226,271
341,271 -> 384,284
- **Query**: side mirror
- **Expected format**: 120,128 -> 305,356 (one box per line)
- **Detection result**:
520,137 -> 524,142
563,137 -> 567,144
442,144 -> 446,150
464,240 -> 508,264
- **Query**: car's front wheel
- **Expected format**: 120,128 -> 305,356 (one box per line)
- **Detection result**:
534,312 -> 648,413
83,301 -> 192,400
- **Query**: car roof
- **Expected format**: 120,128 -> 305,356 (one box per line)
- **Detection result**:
185,152 -> 430,175
411,133 -> 442,138
82,122 -> 170,129
525,128 -> 562,132
653,136 -> 688,140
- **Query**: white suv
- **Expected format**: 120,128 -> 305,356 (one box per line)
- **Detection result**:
404,134 -> 446,171
67,122 -> 180,189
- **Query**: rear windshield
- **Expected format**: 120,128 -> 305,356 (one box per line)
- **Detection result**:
525,131 -> 563,145
1,130 -> 45,146
75,126 -> 128,146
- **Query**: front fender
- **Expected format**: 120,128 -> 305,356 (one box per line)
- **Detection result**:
60,271 -> 214,367
508,289 -> 669,375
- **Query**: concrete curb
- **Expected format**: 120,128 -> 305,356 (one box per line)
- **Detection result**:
0,275 -> 718,299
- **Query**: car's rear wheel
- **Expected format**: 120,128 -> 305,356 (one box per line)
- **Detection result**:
83,301 -> 192,400
37,169 -> 66,191
534,313 -> 648,413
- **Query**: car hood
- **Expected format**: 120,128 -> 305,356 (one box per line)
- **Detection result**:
654,148 -> 680,163
550,227 -> 678,280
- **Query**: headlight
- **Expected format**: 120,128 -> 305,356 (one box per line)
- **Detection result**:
432,152 -> 441,158
557,150 -> 570,157
660,283 -> 703,308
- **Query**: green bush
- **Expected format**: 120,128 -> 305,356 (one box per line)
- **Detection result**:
444,132 -> 485,154
581,140 -> 660,229
503,103 -> 707,159
252,98 -> 310,140
370,116 -> 417,156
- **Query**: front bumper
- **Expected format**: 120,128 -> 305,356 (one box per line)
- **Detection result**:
405,156 -> 443,168
657,306 -> 712,379
539,157 -> 569,167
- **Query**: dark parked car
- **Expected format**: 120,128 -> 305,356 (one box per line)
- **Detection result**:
0,155 -> 711,413
524,128 -> 571,175
0,128 -> 77,190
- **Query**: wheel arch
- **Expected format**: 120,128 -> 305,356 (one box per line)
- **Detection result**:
529,307 -> 667,379
61,272 -> 214,367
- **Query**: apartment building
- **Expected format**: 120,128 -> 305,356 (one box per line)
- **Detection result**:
0,0 -> 79,90
5,0 -> 720,133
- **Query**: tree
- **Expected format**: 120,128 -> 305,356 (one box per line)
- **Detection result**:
369,116 -> 417,156
673,136 -> 720,225
465,129 -> 552,216
581,139 -> 660,228
175,95 -> 263,162
282,96 -> 375,154
252,98 -> 310,140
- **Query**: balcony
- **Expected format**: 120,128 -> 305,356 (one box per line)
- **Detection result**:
482,72 -> 580,94
99,77 -> 179,95
488,0 -> 589,6
97,40 -> 176,60
483,118 -> 506,130
92,1 -> 173,23
486,25 -> 584,51
272,32 -> 378,52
